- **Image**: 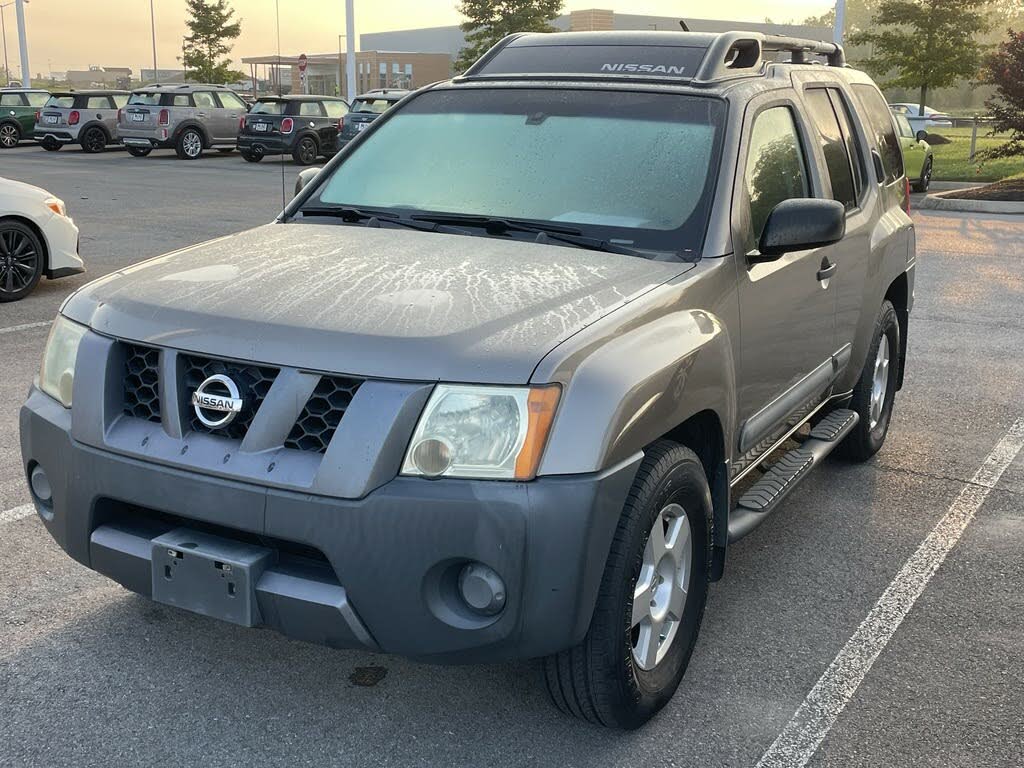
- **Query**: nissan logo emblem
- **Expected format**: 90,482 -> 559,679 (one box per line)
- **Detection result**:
191,374 -> 244,428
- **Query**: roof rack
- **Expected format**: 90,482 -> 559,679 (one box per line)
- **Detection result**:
461,30 -> 846,88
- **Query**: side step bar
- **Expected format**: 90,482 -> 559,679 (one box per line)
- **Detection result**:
728,409 -> 859,543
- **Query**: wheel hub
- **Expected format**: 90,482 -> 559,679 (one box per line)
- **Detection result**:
630,503 -> 692,671
869,334 -> 891,430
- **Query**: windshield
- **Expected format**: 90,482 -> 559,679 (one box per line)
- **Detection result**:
45,96 -> 74,109
251,100 -> 286,115
311,88 -> 725,255
128,92 -> 161,106
351,98 -> 395,114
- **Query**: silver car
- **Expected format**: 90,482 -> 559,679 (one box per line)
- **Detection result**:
34,90 -> 129,153
117,83 -> 249,159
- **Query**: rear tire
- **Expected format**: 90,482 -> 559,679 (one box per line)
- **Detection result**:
80,126 -> 107,154
40,139 -> 62,151
292,136 -> 319,165
0,121 -> 21,149
912,157 -> 932,193
839,300 -> 900,462
0,219 -> 45,302
175,128 -> 204,160
126,146 -> 152,157
542,441 -> 711,729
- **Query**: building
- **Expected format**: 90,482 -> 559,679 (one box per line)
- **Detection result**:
359,8 -> 832,59
140,68 -> 187,84
66,66 -> 132,88
240,51 -> 451,100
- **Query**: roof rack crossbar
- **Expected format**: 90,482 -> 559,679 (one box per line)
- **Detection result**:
693,31 -> 845,83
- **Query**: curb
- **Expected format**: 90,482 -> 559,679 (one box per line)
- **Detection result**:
919,187 -> 1024,214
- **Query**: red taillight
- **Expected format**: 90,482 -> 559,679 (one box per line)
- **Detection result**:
158,109 -> 169,126
239,115 -> 246,131
68,110 -> 80,126
34,110 -> 40,123
117,108 -> 122,124
903,177 -> 911,213
337,117 -> 344,132
280,117 -> 294,134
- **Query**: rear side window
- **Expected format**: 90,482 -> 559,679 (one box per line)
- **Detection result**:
86,96 -> 112,110
193,92 -> 216,109
323,100 -> 348,118
299,101 -> 324,117
45,96 -> 75,109
0,93 -> 25,106
894,114 -> 914,139
113,94 -> 129,108
26,93 -> 48,107
744,106 -> 809,244
170,94 -> 191,107
129,92 -> 161,106
804,89 -> 857,209
251,100 -> 286,115
217,91 -> 247,110
853,84 -> 904,183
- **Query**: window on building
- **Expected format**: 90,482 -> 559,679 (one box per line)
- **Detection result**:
379,62 -> 387,89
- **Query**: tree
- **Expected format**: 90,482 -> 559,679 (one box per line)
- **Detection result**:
850,0 -> 990,115
455,0 -> 563,73
980,28 -> 1024,159
182,0 -> 243,84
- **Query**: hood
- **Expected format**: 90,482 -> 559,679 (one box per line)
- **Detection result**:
1,177 -> 52,203
63,223 -> 692,383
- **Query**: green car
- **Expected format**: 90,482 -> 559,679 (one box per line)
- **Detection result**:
0,88 -> 49,148
892,110 -> 934,192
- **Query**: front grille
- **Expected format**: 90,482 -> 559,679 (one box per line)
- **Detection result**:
285,375 -> 363,453
123,344 -> 162,423
181,354 -> 278,441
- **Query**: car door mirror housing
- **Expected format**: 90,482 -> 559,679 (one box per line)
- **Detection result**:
294,167 -> 322,197
755,198 -> 846,259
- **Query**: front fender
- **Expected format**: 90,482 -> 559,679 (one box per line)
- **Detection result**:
534,264 -> 738,476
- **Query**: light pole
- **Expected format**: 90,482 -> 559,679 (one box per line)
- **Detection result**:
0,2 -> 12,86
833,0 -> 846,46
344,0 -> 355,102
149,0 -> 158,81
14,0 -> 27,86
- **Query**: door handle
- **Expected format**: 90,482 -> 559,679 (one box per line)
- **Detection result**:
196,112 -> 207,117
817,260 -> 837,281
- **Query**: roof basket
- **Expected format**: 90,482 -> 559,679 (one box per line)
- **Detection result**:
693,32 -> 846,83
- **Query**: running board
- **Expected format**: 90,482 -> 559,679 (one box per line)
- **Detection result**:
728,409 -> 859,543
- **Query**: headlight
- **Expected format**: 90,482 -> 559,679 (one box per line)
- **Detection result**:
43,197 -> 67,217
402,384 -> 560,480
39,316 -> 87,407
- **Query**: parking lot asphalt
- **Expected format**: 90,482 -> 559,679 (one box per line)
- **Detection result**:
1,146 -> 1022,768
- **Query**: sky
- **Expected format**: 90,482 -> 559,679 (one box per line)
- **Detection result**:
4,0 -> 834,78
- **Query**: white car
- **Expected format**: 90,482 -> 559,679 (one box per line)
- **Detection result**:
889,103 -> 953,133
0,177 -> 84,302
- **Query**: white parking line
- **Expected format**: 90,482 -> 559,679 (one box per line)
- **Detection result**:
756,417 -> 1024,768
0,504 -> 35,525
0,321 -> 51,336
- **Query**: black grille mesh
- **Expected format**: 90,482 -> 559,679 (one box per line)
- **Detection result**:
284,375 -> 362,453
181,354 -> 278,441
123,344 -> 162,423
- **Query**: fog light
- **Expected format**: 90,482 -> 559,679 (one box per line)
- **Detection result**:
410,438 -> 452,477
458,562 -> 506,616
29,464 -> 52,504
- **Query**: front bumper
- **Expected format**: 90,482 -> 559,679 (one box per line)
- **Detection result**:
20,388 -> 639,663
43,212 -> 84,279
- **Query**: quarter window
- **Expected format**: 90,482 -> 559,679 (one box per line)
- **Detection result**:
171,95 -> 191,107
216,91 -> 247,110
193,92 -> 216,109
853,84 -> 905,183
86,96 -> 112,110
323,100 -> 348,118
805,89 -> 857,209
25,92 -> 48,107
299,101 -> 324,117
113,94 -> 129,108
744,106 -> 809,245
0,93 -> 24,106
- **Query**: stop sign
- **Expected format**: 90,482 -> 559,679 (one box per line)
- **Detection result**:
298,54 -> 308,73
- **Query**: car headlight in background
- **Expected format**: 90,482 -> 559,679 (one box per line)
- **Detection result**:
43,197 -> 67,217
402,384 -> 561,480
39,316 -> 87,407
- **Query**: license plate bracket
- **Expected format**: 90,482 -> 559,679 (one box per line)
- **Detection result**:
151,528 -> 273,627
45,115 -> 58,124
131,112 -> 145,122
254,122 -> 269,132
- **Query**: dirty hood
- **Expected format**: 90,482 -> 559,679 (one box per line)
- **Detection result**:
63,223 -> 692,383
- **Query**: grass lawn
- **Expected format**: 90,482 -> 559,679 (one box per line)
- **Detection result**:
927,126 -> 1024,182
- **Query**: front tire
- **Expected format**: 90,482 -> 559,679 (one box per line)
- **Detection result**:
0,121 -> 21,149
0,219 -> 45,302
543,441 -> 711,729
912,157 -> 932,193
292,136 -> 319,165
80,126 -> 108,154
839,300 -> 901,461
175,128 -> 204,160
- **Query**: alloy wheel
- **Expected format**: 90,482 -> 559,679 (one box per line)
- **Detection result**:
84,128 -> 106,153
630,503 -> 692,671
298,139 -> 316,164
0,227 -> 38,296
869,334 -> 891,430
0,124 -> 19,148
183,131 -> 202,158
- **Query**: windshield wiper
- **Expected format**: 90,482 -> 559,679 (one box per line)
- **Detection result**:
299,206 -> 467,235
409,213 -> 665,259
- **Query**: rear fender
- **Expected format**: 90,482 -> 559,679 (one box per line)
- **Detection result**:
173,120 -> 211,147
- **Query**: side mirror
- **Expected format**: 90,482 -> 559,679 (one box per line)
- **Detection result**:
294,167 -> 322,197
915,129 -> 928,142
755,198 -> 846,259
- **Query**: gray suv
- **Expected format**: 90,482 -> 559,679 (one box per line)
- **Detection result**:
34,90 -> 129,153
21,31 -> 915,729
117,83 -> 249,159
